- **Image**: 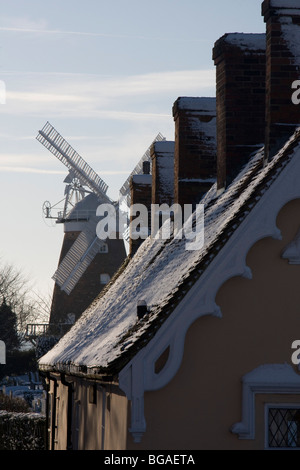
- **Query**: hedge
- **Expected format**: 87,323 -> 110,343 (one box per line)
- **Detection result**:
0,410 -> 46,450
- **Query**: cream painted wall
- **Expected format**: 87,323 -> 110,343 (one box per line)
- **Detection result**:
103,385 -> 128,450
75,382 -> 103,450
127,199 -> 300,450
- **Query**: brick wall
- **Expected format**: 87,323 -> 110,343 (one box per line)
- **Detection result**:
262,0 -> 300,160
172,97 -> 216,208
129,174 -> 152,256
150,140 -> 174,206
213,33 -> 266,190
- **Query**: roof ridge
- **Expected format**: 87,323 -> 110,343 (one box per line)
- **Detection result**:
39,129 -> 300,377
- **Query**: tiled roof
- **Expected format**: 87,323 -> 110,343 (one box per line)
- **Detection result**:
39,129 -> 300,378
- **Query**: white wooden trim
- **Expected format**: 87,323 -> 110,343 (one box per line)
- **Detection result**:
231,364 -> 300,440
119,148 -> 300,443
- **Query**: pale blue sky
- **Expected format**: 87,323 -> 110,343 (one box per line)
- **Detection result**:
0,0 -> 265,300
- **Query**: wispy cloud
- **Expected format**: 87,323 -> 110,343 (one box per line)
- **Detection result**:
0,25 -> 145,39
0,16 -> 48,32
0,166 -> 130,175
6,91 -> 86,103
0,154 -> 48,165
0,132 -> 115,142
0,166 -> 65,175
0,22 -> 207,42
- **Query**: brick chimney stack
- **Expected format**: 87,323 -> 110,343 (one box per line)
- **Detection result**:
262,0 -> 300,161
172,97 -> 217,209
213,33 -> 266,191
129,167 -> 152,256
150,140 -> 174,206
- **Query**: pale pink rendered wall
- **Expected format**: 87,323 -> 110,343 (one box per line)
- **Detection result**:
127,199 -> 300,450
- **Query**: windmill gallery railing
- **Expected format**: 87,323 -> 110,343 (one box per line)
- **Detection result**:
25,323 -> 74,340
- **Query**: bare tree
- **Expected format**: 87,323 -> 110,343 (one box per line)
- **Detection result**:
0,261 -> 51,346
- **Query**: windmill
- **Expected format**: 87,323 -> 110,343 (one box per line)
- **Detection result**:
37,121 -> 112,223
36,121 -> 165,336
36,122 -> 126,333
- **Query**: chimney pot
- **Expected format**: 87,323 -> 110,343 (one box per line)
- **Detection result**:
143,161 -> 150,175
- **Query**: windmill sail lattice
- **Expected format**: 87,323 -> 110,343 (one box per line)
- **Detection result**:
52,217 -> 102,294
118,132 -> 165,243
119,132 -> 165,208
36,121 -> 110,203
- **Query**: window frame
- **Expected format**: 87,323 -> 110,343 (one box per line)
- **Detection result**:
265,403 -> 300,450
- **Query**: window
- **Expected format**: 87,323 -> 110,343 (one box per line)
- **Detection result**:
100,273 -> 110,285
89,384 -> 97,405
99,243 -> 108,253
267,405 -> 300,449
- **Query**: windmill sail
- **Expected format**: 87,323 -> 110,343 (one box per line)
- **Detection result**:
52,216 -> 101,295
36,121 -> 110,203
118,132 -> 165,243
119,132 -> 165,208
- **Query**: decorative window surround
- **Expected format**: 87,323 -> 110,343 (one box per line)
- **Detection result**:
231,364 -> 300,440
119,147 -> 300,444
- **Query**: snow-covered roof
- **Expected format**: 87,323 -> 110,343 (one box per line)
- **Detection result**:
222,33 -> 266,51
270,0 -> 300,9
213,33 -> 266,58
265,0 -> 300,62
174,96 -> 216,113
154,141 -> 175,154
39,129 -> 300,377
131,174 -> 152,185
279,12 -> 300,65
173,97 -> 216,145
